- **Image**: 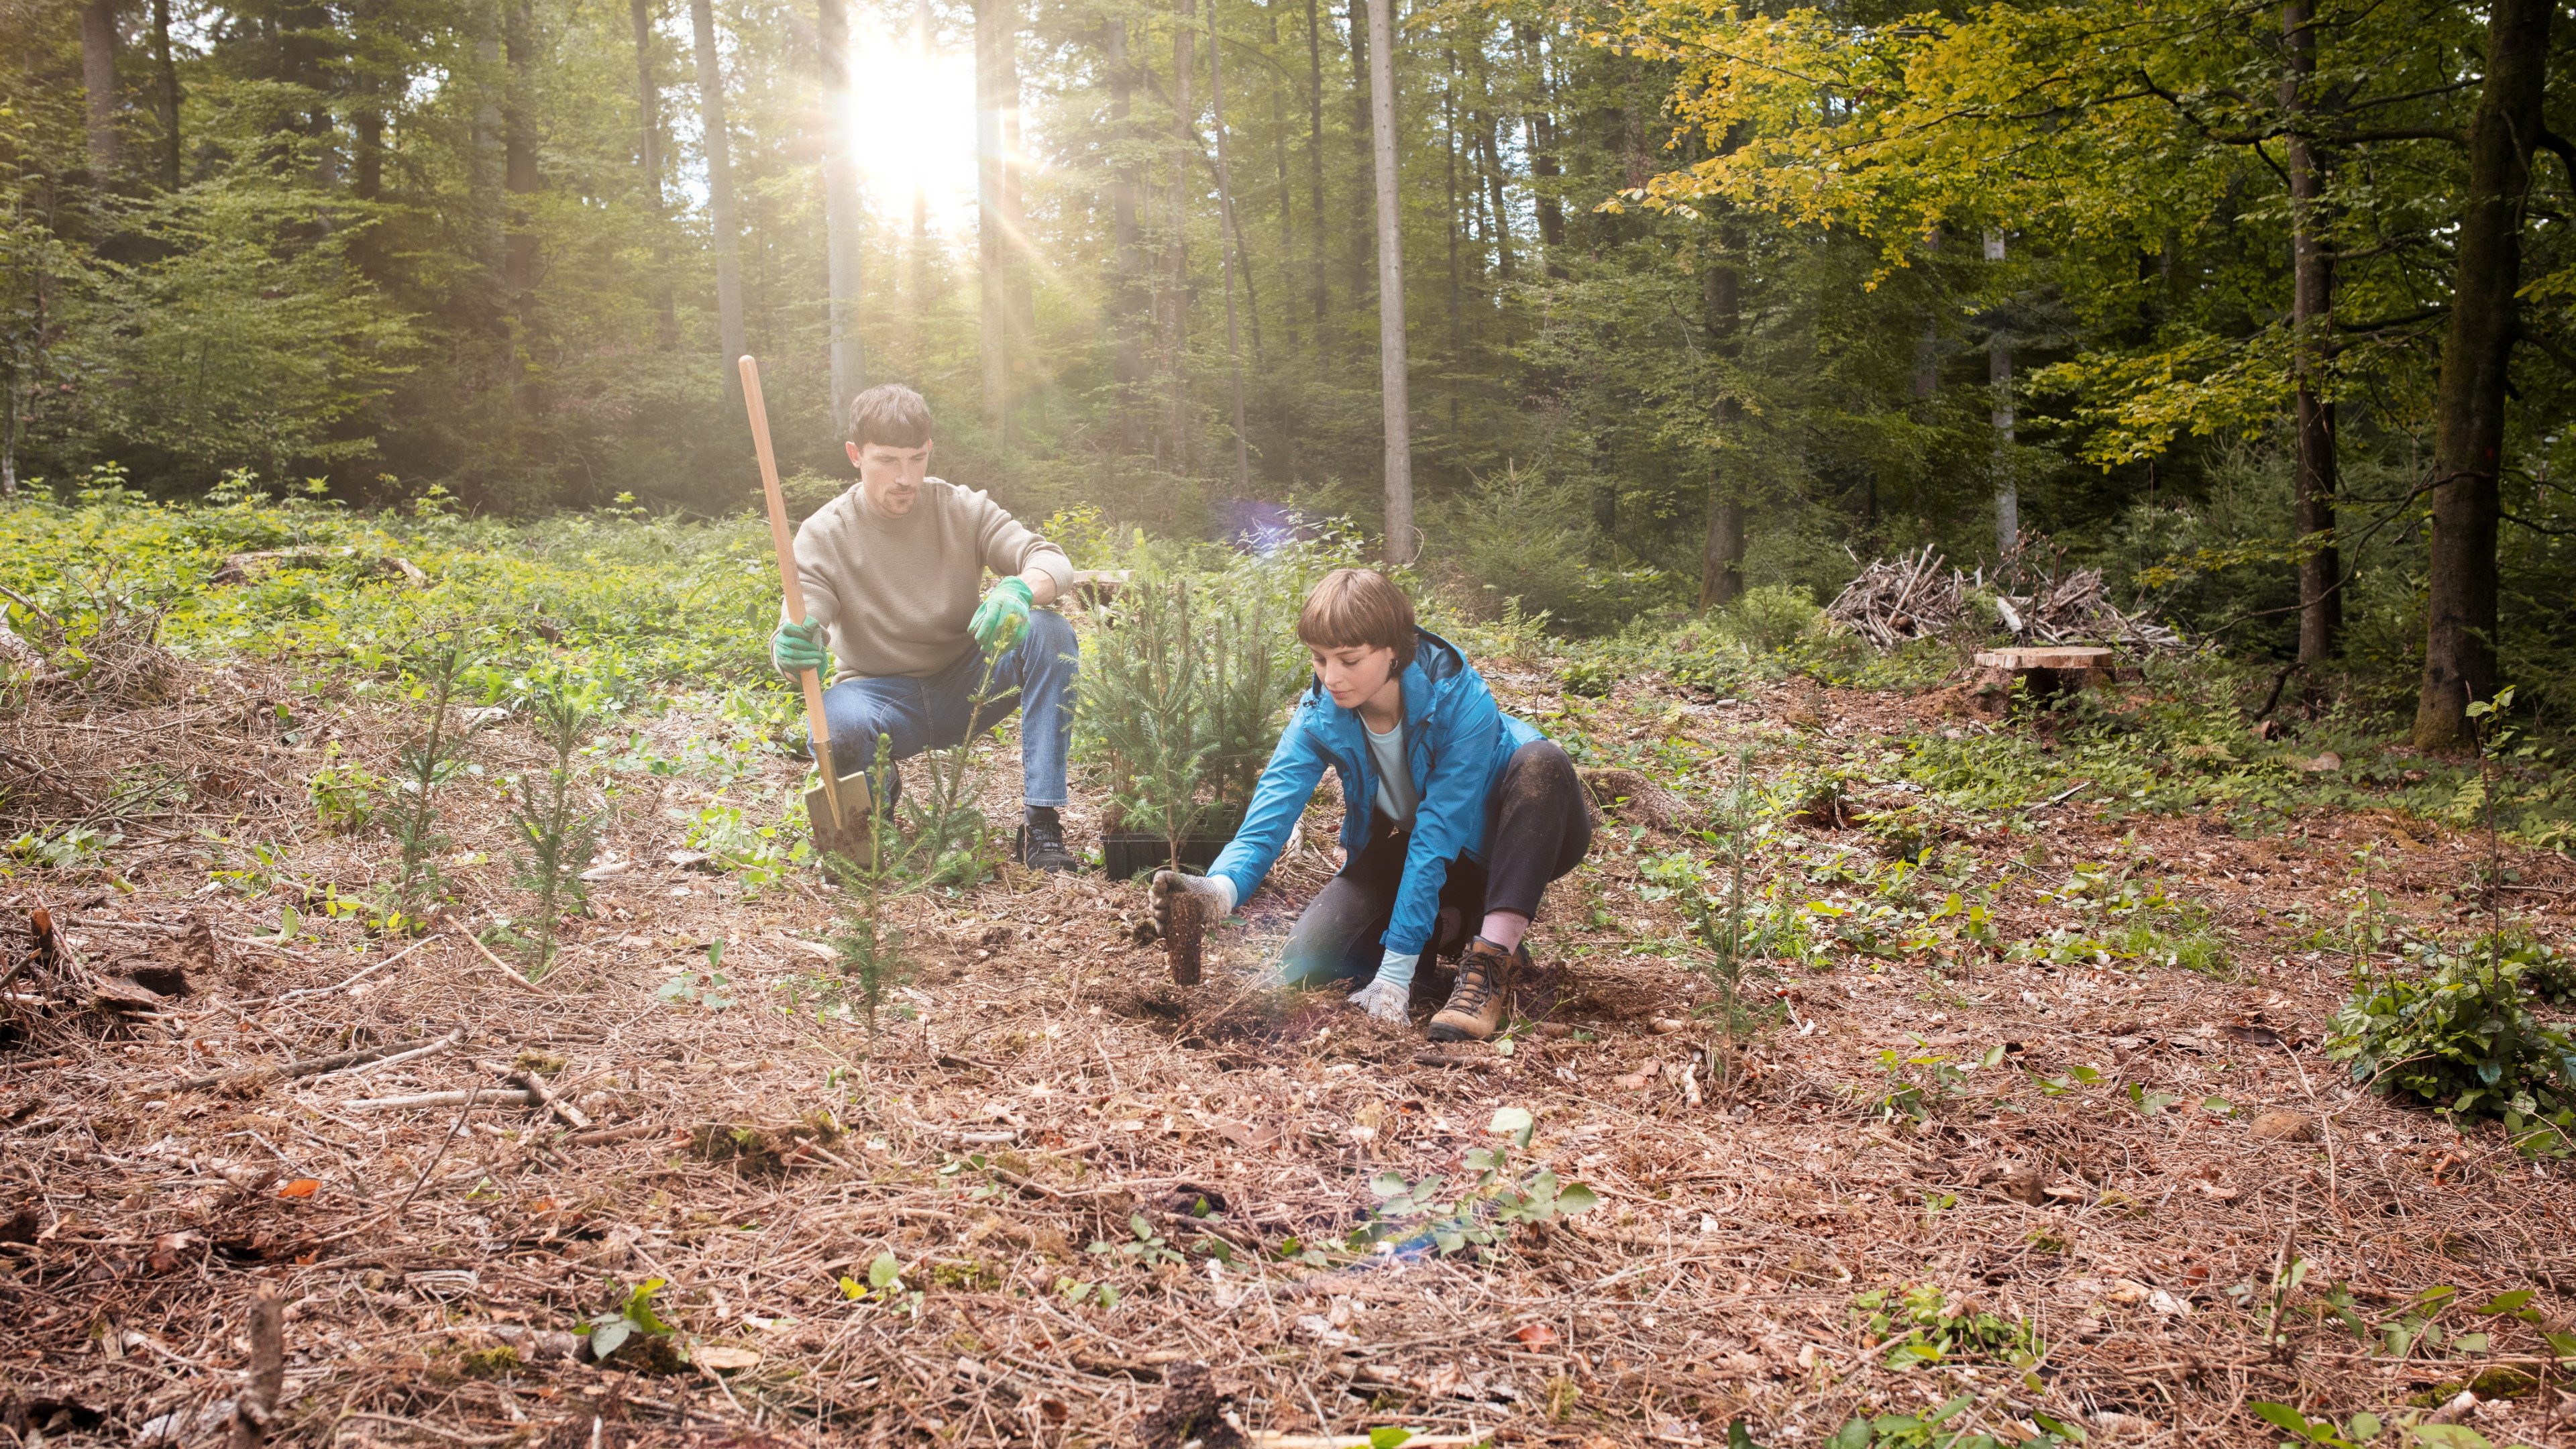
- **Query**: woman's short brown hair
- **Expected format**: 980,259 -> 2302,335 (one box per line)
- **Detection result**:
845,383 -> 934,448
1297,568 -> 1417,668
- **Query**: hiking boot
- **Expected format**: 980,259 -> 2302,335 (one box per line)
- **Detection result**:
1428,936 -> 1515,1042
1014,806 -> 1080,873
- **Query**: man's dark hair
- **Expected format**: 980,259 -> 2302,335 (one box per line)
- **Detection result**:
846,383 -> 934,448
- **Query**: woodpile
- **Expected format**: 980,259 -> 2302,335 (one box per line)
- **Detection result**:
1823,545 -> 1966,647
1996,564 -> 2184,650
1825,543 -> 2183,651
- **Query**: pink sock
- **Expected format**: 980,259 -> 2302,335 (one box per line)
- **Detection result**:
1479,911 -> 1529,952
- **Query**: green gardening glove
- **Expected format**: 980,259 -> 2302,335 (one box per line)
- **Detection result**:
969,576 -> 1033,653
770,615 -> 830,679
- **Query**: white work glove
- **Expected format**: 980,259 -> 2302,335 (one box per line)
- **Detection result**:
1150,870 -> 1234,938
1348,951 -> 1417,1024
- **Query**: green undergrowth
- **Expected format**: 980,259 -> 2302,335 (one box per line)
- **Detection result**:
0,486 -> 780,700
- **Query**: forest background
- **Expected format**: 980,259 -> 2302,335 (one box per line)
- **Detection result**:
3,0 -> 2574,750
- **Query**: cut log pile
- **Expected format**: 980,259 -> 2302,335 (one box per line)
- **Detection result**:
1825,545 -> 2183,651
1823,545 -> 1966,648
1998,564 -> 2184,650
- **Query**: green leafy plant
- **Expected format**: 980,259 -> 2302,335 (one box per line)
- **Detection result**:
5,826 -> 122,871
1363,1106 -> 1600,1258
680,801 -> 809,890
1088,1214 -> 1185,1269
2249,1402 -> 2383,1448
839,1252 -> 923,1311
2326,947 -> 2576,1120
1824,1395 -> 2082,1449
1851,1282 -> 2044,1371
306,742 -> 382,833
584,1277 -> 675,1362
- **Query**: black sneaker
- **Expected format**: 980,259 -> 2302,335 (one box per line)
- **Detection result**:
1014,808 -> 1080,873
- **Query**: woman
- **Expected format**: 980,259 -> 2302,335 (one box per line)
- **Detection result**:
1152,569 -> 1593,1041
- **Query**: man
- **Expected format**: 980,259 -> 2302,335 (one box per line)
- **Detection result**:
1152,569 -> 1593,1040
769,384 -> 1081,872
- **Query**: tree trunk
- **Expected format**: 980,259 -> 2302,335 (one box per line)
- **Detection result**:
2282,0 -> 2339,665
906,0 -> 931,366
631,0 -> 678,345
1443,40 -> 1461,447
150,0 -> 178,188
1207,0 -> 1250,493
2412,0 -> 2552,751
1267,8 -> 1297,358
1345,0 -> 1371,305
473,7 -> 507,396
1986,229 -> 2017,558
1363,0 -> 1411,563
1699,239 -> 1744,611
1516,24 -> 1564,278
1003,58 -> 1033,411
503,0 -> 541,420
818,0 -> 865,425
81,0 -> 120,178
975,0 -> 1014,436
1107,15 -> 1145,452
691,0 -> 746,402
1166,0 -> 1195,468
1477,66 -> 1513,284
1303,0 -> 1328,348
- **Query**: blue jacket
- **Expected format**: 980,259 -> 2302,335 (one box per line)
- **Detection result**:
1208,627 -> 1546,956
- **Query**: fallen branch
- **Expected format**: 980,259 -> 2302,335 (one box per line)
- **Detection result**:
173,1031 -> 458,1094
511,1069 -> 592,1130
455,931 -> 545,992
343,1089 -> 539,1112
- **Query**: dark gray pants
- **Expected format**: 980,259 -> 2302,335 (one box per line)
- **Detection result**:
1277,740 -> 1591,984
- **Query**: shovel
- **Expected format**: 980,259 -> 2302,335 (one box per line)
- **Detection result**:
740,355 -> 873,871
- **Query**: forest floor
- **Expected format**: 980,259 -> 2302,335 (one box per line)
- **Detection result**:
9,631 -> 2576,1449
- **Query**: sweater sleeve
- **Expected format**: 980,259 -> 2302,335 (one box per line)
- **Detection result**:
790,501 -> 847,635
964,488 -> 1077,596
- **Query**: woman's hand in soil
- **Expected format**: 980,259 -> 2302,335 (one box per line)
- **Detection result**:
1150,869 -> 1235,938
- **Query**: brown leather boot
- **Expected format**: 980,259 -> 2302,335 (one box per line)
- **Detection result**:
1428,936 -> 1515,1042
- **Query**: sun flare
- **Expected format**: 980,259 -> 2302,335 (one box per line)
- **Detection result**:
842,28 -> 984,227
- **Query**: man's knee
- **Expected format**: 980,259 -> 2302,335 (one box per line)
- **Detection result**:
1025,608 -> 1077,669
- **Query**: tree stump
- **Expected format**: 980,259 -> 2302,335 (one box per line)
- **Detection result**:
1973,646 -> 2126,698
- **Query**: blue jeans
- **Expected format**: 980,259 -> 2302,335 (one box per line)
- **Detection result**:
817,609 -> 1078,808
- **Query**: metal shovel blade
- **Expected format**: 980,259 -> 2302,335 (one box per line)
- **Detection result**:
803,769 -> 876,873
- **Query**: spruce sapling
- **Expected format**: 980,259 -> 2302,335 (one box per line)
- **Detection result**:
390,640 -> 474,931
829,737 -> 914,1031
1692,747 -> 1762,1094
504,678 -> 603,978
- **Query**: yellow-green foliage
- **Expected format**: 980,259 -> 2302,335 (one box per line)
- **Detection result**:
0,490 -> 783,700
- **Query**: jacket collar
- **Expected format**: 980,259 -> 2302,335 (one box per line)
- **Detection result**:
1305,627 -> 1463,743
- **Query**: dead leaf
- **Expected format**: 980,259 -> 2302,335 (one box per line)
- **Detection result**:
2250,1110 -> 2316,1143
1510,1323 -> 1561,1346
276,1178 -> 321,1199
692,1344 -> 761,1372
148,1231 -> 198,1272
1998,1164 -> 2044,1205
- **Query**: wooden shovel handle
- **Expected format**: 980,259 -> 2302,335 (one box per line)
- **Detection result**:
739,356 -> 844,824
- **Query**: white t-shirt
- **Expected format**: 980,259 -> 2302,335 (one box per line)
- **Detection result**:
1364,718 -> 1417,829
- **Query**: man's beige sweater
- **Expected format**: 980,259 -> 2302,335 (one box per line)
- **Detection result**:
792,479 -> 1075,680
